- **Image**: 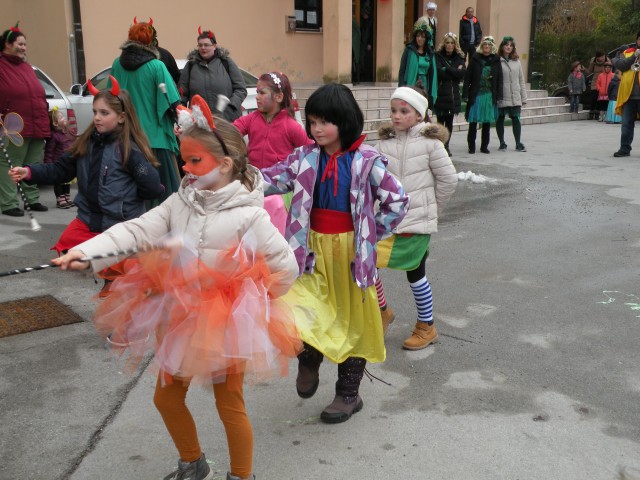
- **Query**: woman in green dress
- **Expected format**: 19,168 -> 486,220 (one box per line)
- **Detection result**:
398,19 -> 438,108
462,36 -> 502,154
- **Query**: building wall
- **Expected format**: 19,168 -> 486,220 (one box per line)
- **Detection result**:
3,0 -> 74,89
4,0 -> 533,92
78,0 -> 325,85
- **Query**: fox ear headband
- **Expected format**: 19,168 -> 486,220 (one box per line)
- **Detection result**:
177,95 -> 229,155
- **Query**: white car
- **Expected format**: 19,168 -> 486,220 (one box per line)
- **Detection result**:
33,66 -> 78,135
68,60 -> 258,133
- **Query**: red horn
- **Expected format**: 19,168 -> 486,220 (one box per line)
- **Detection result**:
133,16 -> 138,24
108,76 -> 120,97
87,79 -> 99,96
198,26 -> 202,35
208,31 -> 214,40
149,17 -> 153,26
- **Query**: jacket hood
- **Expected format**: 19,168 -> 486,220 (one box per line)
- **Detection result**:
178,165 -> 263,213
186,46 -> 231,63
378,121 -> 450,143
118,40 -> 160,70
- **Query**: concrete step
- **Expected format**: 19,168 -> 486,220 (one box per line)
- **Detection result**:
292,84 -> 581,143
362,110 -> 591,142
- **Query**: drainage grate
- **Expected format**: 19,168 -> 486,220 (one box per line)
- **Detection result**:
0,295 -> 84,338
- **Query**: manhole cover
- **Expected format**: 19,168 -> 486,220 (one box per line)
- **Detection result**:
0,295 -> 84,338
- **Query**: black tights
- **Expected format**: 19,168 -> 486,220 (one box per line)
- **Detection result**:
436,115 -> 454,149
406,251 -> 428,284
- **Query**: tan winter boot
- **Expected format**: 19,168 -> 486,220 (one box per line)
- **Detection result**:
381,306 -> 396,335
402,321 -> 438,350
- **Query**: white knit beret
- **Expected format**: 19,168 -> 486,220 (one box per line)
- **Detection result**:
390,87 -> 428,119
426,2 -> 437,10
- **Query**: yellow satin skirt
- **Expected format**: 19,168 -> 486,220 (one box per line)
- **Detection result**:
284,229 -> 385,364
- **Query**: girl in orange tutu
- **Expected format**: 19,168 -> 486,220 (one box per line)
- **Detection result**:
53,95 -> 300,480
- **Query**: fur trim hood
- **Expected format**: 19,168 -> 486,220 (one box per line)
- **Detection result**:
186,46 -> 231,63
118,40 -> 160,71
378,122 -> 450,144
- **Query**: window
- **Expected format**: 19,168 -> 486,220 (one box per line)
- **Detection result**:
295,0 -> 322,31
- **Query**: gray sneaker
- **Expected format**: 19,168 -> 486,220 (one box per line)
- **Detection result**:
227,472 -> 255,480
164,454 -> 213,480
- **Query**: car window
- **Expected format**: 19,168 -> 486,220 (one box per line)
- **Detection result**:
88,69 -> 112,93
34,69 -> 62,100
240,70 -> 258,88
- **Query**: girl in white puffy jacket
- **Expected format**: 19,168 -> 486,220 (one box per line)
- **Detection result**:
52,96 -> 300,480
375,86 -> 458,351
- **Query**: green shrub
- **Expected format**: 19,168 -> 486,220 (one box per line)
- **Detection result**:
531,32 -> 632,93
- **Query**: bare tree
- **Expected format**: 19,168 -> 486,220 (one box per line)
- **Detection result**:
538,0 -> 600,34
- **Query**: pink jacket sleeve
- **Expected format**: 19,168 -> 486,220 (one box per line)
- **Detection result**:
233,113 -> 253,136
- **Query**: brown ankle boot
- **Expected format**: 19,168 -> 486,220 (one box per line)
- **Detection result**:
320,395 -> 364,424
296,364 -> 320,398
381,306 -> 395,334
402,321 -> 438,350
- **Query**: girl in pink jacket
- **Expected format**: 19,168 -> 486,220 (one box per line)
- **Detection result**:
234,72 -> 312,233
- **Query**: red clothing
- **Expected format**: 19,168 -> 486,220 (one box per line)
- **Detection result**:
233,109 -> 312,169
596,70 -> 613,99
52,217 -> 98,254
0,54 -> 50,139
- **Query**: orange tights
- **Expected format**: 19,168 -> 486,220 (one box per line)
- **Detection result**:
153,372 -> 253,478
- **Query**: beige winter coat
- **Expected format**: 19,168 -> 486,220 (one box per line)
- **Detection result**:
498,57 -> 527,108
376,122 -> 457,234
76,166 -> 298,298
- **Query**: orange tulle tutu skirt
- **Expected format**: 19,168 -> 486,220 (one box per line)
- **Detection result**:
94,240 -> 302,385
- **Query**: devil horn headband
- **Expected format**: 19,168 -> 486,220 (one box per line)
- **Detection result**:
133,16 -> 153,25
197,26 -> 214,39
87,75 -> 120,97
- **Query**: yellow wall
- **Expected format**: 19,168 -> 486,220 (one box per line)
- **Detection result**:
321,0 -> 352,83
376,0 -> 405,82
3,0 -> 74,89
4,0 -> 533,91
77,0 -> 325,85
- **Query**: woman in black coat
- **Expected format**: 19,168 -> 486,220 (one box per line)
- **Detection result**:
434,33 -> 466,156
462,36 -> 502,154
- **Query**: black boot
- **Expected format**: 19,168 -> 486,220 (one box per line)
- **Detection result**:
296,343 -> 323,398
320,357 -> 366,424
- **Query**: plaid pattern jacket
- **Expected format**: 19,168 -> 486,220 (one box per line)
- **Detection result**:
262,142 -> 409,289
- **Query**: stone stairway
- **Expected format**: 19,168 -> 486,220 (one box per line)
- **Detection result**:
294,85 -> 589,142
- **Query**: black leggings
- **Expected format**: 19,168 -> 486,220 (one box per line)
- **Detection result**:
406,251 -> 429,284
436,114 -> 454,148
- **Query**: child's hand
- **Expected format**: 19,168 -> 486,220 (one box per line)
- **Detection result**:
52,249 -> 90,271
173,124 -> 183,137
8,167 -> 28,182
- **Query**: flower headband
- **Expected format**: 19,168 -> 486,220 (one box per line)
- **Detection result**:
481,36 -> 496,45
269,72 -> 282,90
177,95 -> 229,155
444,32 -> 457,39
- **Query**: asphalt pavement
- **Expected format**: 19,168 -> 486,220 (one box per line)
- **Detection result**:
1,120 -> 639,480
